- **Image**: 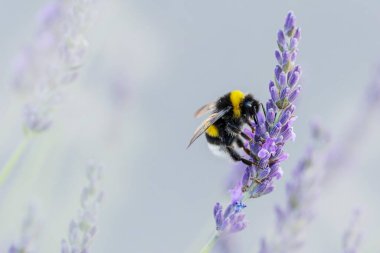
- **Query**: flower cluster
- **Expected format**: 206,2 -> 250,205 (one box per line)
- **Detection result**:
12,0 -> 97,133
212,11 -> 302,235
213,183 -> 247,234
61,163 -> 103,253
243,11 -> 301,198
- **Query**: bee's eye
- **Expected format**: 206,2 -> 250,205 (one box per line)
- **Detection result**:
244,101 -> 252,108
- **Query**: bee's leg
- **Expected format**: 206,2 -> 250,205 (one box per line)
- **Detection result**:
226,146 -> 259,167
235,137 -> 252,156
226,123 -> 252,142
260,103 -> 267,118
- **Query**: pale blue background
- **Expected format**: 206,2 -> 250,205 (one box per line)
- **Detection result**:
0,0 -> 379,252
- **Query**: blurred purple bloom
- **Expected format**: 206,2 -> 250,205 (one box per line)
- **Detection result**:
342,210 -> 362,253
11,0 -> 98,133
61,162 -> 103,253
211,10 -> 302,237
213,201 -> 247,234
7,206 -> 41,253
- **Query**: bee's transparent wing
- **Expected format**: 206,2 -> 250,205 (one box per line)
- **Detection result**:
187,106 -> 231,148
194,102 -> 217,118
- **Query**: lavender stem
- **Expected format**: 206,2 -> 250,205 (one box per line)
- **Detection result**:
0,136 -> 31,187
200,233 -> 219,253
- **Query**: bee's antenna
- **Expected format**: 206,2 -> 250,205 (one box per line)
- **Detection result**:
260,103 -> 267,118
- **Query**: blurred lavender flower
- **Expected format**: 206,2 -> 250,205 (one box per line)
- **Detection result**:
12,0 -> 98,133
8,206 -> 41,253
259,123 -> 329,253
342,210 -> 362,253
61,162 -> 103,253
202,11 -> 302,253
0,0 -> 99,187
213,183 -> 247,235
323,65 -> 380,182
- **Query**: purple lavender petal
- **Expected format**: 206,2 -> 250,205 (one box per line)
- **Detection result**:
269,81 -> 279,102
275,50 -> 282,65
214,202 -> 222,218
282,127 -> 296,142
278,71 -> 287,87
277,30 -> 286,50
284,11 -> 296,35
289,86 -> 301,102
294,28 -> 301,40
267,108 -> 275,124
274,65 -> 282,81
280,110 -> 291,125
290,38 -> 298,51
280,87 -> 290,100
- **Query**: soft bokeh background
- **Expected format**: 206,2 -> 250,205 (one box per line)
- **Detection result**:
0,0 -> 380,252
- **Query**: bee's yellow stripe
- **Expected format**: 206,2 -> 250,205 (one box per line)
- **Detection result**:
206,124 -> 219,137
230,90 -> 245,118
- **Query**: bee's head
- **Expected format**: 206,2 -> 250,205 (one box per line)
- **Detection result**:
241,94 -> 260,119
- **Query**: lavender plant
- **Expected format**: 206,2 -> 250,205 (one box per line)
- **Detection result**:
8,206 -> 40,253
200,11 -> 302,253
61,162 -> 103,253
0,0 -> 98,186
259,124 -> 329,253
342,210 -> 362,253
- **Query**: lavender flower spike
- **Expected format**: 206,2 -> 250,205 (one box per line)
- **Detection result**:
240,11 -> 301,202
201,11 -> 302,253
8,206 -> 41,253
342,210 -> 362,253
0,0 -> 99,187
12,0 -> 98,134
61,162 -> 103,253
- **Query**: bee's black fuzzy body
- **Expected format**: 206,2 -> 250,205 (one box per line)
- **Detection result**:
189,90 -> 261,166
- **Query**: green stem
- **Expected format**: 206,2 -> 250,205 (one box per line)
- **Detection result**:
0,136 -> 31,186
200,233 -> 219,253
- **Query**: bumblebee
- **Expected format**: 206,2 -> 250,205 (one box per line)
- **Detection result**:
187,90 -> 261,166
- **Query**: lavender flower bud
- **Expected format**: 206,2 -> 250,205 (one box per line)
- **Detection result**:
289,86 -> 301,102
291,50 -> 298,62
290,38 -> 298,51
270,122 -> 282,136
214,207 -> 224,230
275,50 -> 282,65
250,180 -> 268,197
289,71 -> 300,87
274,65 -> 282,81
278,71 -> 287,88
214,202 -> 222,218
280,110 -> 292,125
262,185 -> 275,195
269,166 -> 283,180
267,108 -> 275,124
258,167 -> 271,180
277,30 -> 286,50
294,28 -> 301,40
269,81 -> 279,102
282,51 -> 290,66
280,87 -> 290,100
284,11 -> 296,36
282,127 -> 296,142
242,167 -> 251,186
266,99 -> 277,112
